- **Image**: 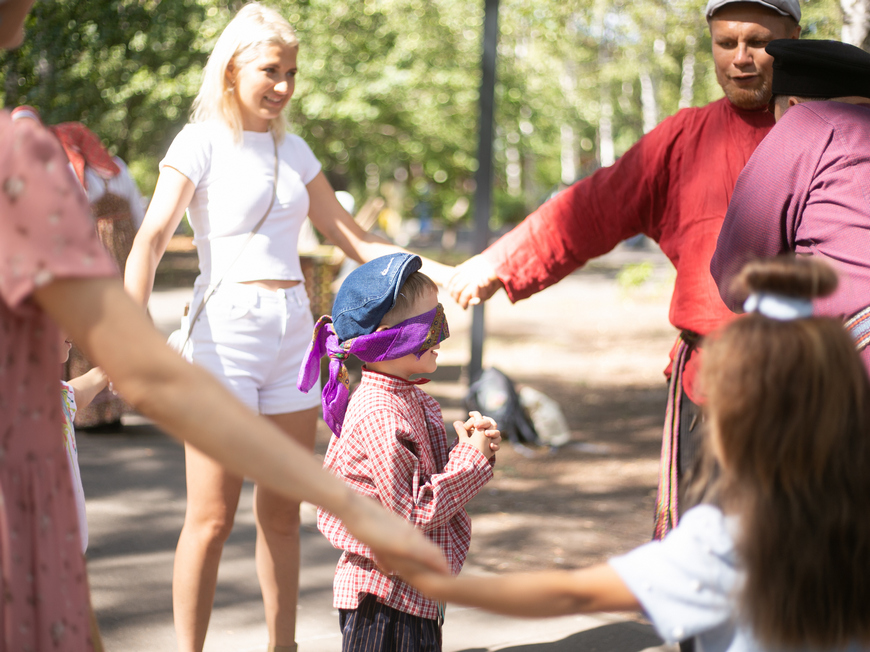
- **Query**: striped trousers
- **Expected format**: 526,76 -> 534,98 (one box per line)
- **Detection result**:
339,593 -> 442,652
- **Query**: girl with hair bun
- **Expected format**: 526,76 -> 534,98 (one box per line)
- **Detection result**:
125,3 -> 451,651
400,256 -> 870,652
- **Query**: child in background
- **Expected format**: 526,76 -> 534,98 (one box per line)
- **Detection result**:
59,332 -> 108,652
298,253 -> 501,651
398,257 -> 870,652
58,332 -> 108,554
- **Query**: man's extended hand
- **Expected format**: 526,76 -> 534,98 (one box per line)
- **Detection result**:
446,255 -> 504,309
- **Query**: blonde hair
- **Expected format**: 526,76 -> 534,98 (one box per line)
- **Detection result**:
191,2 -> 298,142
701,257 -> 870,647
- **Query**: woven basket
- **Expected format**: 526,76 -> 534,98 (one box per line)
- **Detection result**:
298,196 -> 385,320
300,249 -> 343,320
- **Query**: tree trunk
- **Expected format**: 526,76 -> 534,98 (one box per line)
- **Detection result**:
640,69 -> 658,134
560,124 -> 576,185
593,0 -> 614,167
598,94 -> 615,167
679,35 -> 697,109
841,0 -> 870,50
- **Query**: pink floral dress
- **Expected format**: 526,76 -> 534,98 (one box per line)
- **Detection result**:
0,112 -> 116,651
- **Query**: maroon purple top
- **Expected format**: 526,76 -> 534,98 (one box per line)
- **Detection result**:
712,101 -> 870,368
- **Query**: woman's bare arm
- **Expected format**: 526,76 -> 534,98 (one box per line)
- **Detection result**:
124,167 -> 195,307
34,276 -> 448,576
306,172 -> 454,287
400,563 -> 641,618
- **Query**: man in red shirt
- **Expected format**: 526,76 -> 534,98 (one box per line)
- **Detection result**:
448,0 -> 801,538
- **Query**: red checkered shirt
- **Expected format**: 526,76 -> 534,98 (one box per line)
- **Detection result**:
317,369 -> 495,620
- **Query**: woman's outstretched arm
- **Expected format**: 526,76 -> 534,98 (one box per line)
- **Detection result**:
400,563 -> 640,618
306,172 -> 455,287
34,276 -> 449,576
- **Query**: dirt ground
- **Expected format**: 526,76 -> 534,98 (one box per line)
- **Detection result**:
157,236 -> 678,579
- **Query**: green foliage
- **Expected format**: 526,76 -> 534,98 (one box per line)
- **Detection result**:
0,0 -> 219,191
0,0 -> 845,223
281,0 -> 484,223
617,261 -> 653,289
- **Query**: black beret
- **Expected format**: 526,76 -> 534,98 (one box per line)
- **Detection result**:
767,39 -> 870,98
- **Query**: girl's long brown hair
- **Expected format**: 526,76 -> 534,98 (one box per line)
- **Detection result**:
701,256 -> 870,648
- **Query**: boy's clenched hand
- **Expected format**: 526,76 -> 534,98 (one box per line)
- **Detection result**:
453,410 -> 501,459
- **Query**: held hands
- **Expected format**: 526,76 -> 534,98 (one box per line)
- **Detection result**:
446,255 -> 504,309
341,492 -> 450,579
453,410 -> 501,459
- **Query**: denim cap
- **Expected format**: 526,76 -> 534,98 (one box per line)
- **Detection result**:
705,0 -> 800,21
332,253 -> 422,342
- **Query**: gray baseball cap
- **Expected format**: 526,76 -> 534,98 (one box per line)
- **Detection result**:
705,0 -> 801,22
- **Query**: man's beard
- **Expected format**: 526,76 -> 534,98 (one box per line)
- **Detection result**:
718,73 -> 772,110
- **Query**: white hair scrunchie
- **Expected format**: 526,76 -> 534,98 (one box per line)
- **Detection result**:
743,292 -> 813,321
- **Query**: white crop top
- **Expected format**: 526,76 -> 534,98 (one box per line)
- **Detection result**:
161,121 -> 322,287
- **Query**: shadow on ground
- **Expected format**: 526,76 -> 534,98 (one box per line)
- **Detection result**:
426,371 -> 667,573
457,621 -> 664,652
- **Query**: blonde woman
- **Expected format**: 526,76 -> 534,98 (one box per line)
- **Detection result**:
0,1 -> 447,651
125,4 -> 452,651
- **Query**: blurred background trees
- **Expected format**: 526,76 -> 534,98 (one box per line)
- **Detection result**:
0,0 -> 846,232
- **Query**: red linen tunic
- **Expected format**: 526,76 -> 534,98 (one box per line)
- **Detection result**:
483,98 -> 774,401
0,113 -> 116,651
317,369 -> 494,620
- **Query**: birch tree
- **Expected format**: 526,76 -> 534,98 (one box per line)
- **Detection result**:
841,0 -> 870,49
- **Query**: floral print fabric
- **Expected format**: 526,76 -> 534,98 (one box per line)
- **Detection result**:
0,112 -> 115,651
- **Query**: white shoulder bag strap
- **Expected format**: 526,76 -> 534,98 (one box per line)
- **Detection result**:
177,135 -> 279,352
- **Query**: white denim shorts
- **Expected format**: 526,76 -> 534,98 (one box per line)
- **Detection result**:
186,282 -> 321,415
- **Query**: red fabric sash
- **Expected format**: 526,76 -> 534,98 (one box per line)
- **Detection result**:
11,105 -> 119,188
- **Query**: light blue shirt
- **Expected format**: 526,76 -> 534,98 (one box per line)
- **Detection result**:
609,505 -> 864,652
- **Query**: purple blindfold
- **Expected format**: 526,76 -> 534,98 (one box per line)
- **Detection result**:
297,303 -> 449,437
